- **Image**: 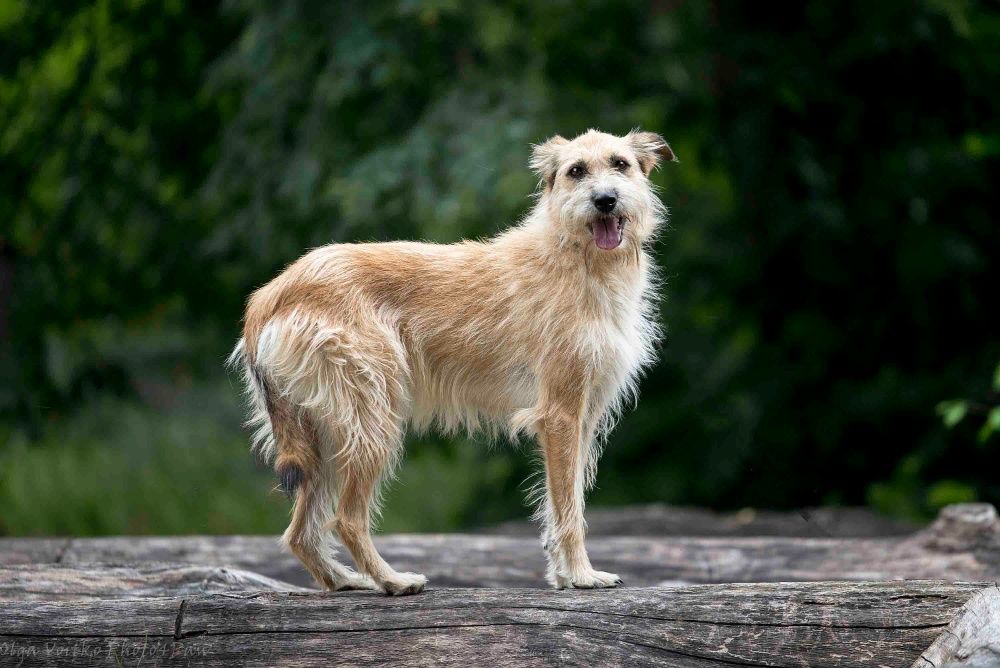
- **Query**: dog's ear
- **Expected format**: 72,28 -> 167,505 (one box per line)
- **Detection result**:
530,135 -> 569,189
627,131 -> 677,176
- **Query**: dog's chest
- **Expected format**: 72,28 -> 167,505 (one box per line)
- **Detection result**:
590,306 -> 648,377
574,280 -> 654,383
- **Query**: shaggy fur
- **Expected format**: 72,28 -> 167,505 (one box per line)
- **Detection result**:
229,129 -> 675,594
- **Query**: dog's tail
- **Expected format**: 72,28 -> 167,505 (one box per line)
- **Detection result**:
228,337 -> 320,497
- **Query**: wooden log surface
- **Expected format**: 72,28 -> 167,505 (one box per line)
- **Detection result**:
2,504 -> 999,667
913,583 -> 1000,668
486,503 -> 919,537
3,504 -> 998,589
0,581 -> 987,667
0,563 -> 310,601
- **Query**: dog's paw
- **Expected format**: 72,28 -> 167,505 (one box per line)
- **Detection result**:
566,570 -> 623,590
380,572 -> 427,596
333,573 -> 378,592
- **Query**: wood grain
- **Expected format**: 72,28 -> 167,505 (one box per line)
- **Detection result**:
0,581 -> 984,667
0,563 -> 310,601
2,519 -> 995,590
2,504 -> 998,666
913,583 -> 1000,668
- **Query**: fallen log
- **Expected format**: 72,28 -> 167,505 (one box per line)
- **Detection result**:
2,504 -> 998,666
0,563 -> 309,601
0,581 -> 986,667
3,504 -> 997,589
913,583 -> 1000,668
486,503 -> 919,537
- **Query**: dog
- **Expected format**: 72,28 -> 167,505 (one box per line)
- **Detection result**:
229,129 -> 675,594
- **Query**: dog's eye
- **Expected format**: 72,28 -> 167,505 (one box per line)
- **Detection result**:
613,158 -> 629,171
567,165 -> 585,179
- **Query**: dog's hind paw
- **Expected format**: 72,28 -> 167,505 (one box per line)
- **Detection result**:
380,572 -> 427,596
568,570 -> 623,590
333,573 -> 379,592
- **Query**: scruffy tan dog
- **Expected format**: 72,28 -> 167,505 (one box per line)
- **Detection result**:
230,129 -> 675,595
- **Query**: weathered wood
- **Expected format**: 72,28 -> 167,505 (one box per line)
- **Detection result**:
1,505 -> 997,666
0,537 -> 70,565
487,503 -> 919,537
0,581 -> 984,667
914,502 -> 1000,553
913,583 -> 1000,668
0,563 -> 309,601
2,502 -> 994,589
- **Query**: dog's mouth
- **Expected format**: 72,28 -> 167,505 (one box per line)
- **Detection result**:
588,215 -> 625,250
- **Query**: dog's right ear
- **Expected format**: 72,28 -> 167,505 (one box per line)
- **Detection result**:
530,135 -> 569,189
627,130 -> 677,175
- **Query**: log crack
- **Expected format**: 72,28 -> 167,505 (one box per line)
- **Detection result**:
173,599 -> 185,640
53,538 -> 73,564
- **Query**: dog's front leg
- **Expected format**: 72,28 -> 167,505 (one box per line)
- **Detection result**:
535,366 -> 622,589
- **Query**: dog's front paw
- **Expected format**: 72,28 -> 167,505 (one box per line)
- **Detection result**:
380,572 -> 427,596
566,569 -> 623,590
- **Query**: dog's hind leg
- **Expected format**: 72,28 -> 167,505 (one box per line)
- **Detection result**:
251,309 -> 419,594
283,462 -> 376,591
241,312 -> 379,592
271,399 -> 375,591
332,437 -> 426,596
317,328 -> 424,595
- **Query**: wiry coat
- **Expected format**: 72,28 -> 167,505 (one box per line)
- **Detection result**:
229,129 -> 674,594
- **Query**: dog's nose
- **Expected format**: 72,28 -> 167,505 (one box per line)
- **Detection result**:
593,193 -> 617,213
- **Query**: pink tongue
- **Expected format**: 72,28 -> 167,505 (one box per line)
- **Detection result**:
594,218 -> 622,250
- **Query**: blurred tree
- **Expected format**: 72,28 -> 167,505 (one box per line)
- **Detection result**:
937,362 -> 1000,443
1,0 -> 998,534
202,0 -> 1000,516
1,0 -> 236,429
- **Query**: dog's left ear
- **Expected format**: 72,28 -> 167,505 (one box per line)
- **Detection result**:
628,131 -> 677,176
530,135 -> 569,189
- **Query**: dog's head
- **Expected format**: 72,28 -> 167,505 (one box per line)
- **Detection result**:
530,129 -> 675,252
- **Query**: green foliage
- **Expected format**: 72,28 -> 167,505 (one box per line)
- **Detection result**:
937,400 -> 969,429
0,388 -> 521,535
985,408 -> 1000,443
2,1 -> 999,535
936,362 -> 1000,442
1,0 -> 237,427
926,480 -> 977,509
0,389 -> 286,535
868,453 -> 979,522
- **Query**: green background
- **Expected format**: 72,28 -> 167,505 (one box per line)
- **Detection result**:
2,0 -> 997,536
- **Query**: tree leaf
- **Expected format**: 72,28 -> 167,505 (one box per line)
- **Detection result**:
978,407 -> 1000,443
937,400 -> 968,429
927,479 -> 976,509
